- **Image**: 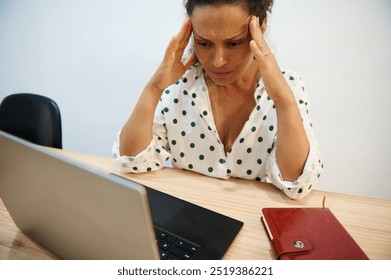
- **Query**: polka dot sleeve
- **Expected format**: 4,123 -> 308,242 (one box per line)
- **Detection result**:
112,123 -> 171,173
265,70 -> 323,199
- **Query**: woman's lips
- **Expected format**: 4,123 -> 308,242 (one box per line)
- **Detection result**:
211,70 -> 233,79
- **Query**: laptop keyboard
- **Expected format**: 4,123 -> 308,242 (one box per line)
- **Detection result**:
154,226 -> 200,260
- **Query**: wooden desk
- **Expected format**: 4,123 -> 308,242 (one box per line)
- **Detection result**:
1,150 -> 391,260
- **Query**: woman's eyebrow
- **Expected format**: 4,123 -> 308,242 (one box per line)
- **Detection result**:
193,33 -> 209,40
193,30 -> 248,41
226,30 -> 248,40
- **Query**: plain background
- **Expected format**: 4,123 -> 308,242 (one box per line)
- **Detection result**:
0,0 -> 390,200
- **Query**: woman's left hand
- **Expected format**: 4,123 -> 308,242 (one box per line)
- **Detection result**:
249,16 -> 293,106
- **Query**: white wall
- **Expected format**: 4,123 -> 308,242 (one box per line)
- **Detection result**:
0,0 -> 390,200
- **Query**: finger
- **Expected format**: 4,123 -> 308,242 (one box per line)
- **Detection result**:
178,17 -> 191,37
175,18 -> 190,44
165,19 -> 191,58
181,18 -> 192,39
249,16 -> 262,42
249,16 -> 270,55
177,18 -> 192,51
250,40 -> 266,62
182,53 -> 196,69
163,35 -> 178,61
163,18 -> 193,63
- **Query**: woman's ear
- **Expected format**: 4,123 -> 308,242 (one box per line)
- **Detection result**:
260,18 -> 268,33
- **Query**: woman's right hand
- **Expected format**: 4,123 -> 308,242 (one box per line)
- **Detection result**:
119,18 -> 196,157
147,18 -> 196,93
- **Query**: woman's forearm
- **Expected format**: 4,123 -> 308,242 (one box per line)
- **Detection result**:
119,83 -> 163,156
274,93 -> 310,181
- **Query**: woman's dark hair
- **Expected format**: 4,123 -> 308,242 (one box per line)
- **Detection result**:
184,0 -> 274,23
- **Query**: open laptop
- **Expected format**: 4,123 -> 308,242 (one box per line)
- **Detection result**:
0,130 -> 243,260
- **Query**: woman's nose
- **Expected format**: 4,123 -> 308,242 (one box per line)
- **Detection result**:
211,47 -> 228,68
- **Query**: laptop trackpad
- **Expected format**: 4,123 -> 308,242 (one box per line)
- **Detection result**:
146,186 -> 243,259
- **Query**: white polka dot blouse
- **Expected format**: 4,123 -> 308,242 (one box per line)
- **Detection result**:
113,64 -> 324,200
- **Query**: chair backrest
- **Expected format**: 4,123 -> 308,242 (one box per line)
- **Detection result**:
0,93 -> 62,148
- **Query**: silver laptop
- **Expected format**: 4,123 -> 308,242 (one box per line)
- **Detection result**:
0,131 -> 243,260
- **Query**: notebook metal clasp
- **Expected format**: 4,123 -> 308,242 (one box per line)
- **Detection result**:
293,240 -> 305,249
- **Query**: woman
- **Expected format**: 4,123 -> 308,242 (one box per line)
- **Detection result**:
113,0 -> 323,200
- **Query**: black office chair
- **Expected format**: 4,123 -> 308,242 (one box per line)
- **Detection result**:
0,93 -> 62,148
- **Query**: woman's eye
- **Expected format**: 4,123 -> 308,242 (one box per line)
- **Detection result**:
198,41 -> 210,47
228,41 -> 242,47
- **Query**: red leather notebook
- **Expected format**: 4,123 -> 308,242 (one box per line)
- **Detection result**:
261,208 -> 369,260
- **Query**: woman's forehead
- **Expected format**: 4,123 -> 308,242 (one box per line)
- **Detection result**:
191,5 -> 251,40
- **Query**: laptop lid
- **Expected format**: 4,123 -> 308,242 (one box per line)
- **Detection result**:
0,130 -> 243,259
0,130 -> 159,259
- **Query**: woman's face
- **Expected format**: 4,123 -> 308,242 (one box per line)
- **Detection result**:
191,4 -> 255,86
